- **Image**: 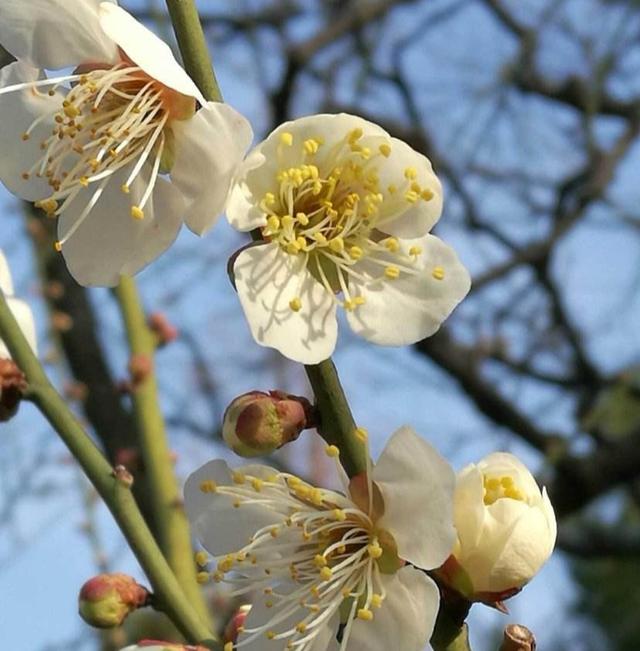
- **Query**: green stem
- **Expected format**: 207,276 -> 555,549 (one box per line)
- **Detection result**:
0,292 -> 214,646
165,0 -> 223,102
431,596 -> 472,651
115,277 -> 210,626
305,360 -> 367,478
164,0 -> 366,478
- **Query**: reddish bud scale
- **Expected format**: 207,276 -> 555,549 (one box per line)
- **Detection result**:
0,359 -> 27,422
224,605 -> 251,644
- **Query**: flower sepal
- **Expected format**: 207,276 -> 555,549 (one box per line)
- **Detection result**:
434,555 -> 520,611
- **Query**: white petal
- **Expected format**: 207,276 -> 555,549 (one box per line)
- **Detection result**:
58,168 -> 184,287
0,296 -> 38,358
184,459 -> 284,557
373,426 -> 455,569
456,498 -> 529,592
0,249 -> 14,295
453,464 -> 486,551
226,113 -> 387,233
233,243 -> 338,364
375,137 -> 443,239
476,452 -> 542,503
240,594 -> 339,651
487,502 -> 556,592
0,62 -> 66,201
0,0 -> 118,69
170,101 -> 253,235
347,567 -> 440,651
226,148 -> 269,232
98,3 -> 205,104
346,234 -> 470,346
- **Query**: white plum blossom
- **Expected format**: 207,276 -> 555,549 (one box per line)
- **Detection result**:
184,426 -> 456,651
0,249 -> 37,358
443,452 -> 557,599
227,113 -> 470,364
0,1 -> 252,286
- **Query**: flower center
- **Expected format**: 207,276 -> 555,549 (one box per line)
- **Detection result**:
482,474 -> 525,505
5,61 -> 195,250
258,129 -> 442,314
198,470 -> 393,651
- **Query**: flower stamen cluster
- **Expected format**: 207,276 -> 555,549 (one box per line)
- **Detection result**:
4,62 -> 193,249
197,466 -> 390,651
261,129 -> 439,315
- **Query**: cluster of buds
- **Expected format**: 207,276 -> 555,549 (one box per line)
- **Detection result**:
437,452 -> 556,607
222,390 -> 313,457
78,573 -> 149,629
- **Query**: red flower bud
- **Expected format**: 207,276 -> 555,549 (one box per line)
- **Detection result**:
222,391 -> 313,457
78,573 -> 148,629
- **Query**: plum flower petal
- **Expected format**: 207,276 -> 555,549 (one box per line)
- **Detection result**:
373,426 -> 456,569
227,112 -> 469,362
0,0 -> 118,70
233,242 -> 338,364
0,1 -> 251,286
345,235 -> 470,346
347,567 -> 440,651
0,249 -> 37,358
184,426 -> 454,651
170,102 -> 254,235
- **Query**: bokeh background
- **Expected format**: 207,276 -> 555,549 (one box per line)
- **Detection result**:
1,0 -> 639,649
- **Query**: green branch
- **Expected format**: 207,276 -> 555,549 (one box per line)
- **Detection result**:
0,292 -> 214,646
115,277 -> 210,625
305,361 -> 367,477
165,0 -> 222,102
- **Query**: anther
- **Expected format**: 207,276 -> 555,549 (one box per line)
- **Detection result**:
319,567 -> 333,581
357,608 -> 374,621
379,143 -> 391,157
194,550 -> 209,566
432,266 -> 445,280
384,266 -> 400,280
130,206 -> 144,220
280,132 -> 293,146
325,445 -> 340,458
404,167 -> 418,180
355,427 -> 368,442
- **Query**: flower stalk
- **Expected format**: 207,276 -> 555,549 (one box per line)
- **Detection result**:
165,0 -> 368,479
0,290 -> 214,646
165,0 -> 222,102
305,360 -> 367,477
115,276 -> 210,625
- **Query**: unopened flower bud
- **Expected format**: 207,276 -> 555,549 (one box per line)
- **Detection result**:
79,573 -> 148,629
0,358 -> 27,421
222,391 -> 312,457
224,604 -> 251,645
438,453 -> 556,604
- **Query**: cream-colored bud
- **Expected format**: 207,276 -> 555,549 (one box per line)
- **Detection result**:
442,452 -> 556,600
222,391 -> 312,457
